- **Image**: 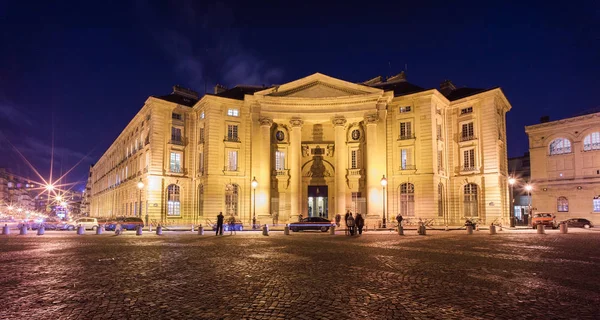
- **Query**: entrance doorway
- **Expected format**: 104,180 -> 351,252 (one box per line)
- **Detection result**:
307,186 -> 328,218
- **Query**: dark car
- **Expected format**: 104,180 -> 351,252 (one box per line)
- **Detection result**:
212,218 -> 244,232
289,217 -> 333,232
563,218 -> 594,229
106,217 -> 144,231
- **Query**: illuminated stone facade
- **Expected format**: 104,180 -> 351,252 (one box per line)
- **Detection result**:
525,111 -> 600,223
89,73 -> 512,227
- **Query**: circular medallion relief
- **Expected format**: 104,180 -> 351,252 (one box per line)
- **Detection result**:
276,130 -> 285,142
351,129 -> 361,140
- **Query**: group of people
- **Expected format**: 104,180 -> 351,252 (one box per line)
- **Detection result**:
334,211 -> 365,236
214,212 -> 238,236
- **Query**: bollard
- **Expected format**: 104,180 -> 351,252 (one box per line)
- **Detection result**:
329,225 -> 336,235
419,225 -> 427,236
489,224 -> 496,235
20,225 -> 27,235
96,226 -> 104,235
560,223 -> 568,234
475,224 -> 480,231
398,225 -> 404,236
191,224 -> 195,232
77,225 -> 85,235
198,225 -> 204,235
37,225 -> 45,236
149,224 -> 152,232
537,224 -> 545,234
262,224 -> 269,236
466,225 -> 473,235
284,224 -> 290,235
136,225 -> 143,236
156,225 -> 163,235
445,225 -> 449,231
2,224 -> 9,235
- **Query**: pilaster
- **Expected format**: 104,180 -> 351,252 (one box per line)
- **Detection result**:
333,116 -> 347,216
289,118 -> 304,219
258,117 -> 272,218
365,113 -> 383,217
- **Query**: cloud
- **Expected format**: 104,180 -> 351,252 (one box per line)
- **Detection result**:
0,101 -> 33,126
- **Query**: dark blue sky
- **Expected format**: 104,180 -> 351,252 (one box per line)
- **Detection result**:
0,1 -> 598,190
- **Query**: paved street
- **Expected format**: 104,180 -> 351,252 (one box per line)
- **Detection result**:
1,230 -> 599,319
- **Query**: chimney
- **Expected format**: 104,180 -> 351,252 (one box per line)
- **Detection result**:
172,85 -> 199,99
386,71 -> 406,82
214,84 -> 227,95
362,76 -> 383,86
540,116 -> 550,123
440,80 -> 456,96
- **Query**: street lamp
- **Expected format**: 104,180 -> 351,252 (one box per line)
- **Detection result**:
508,177 -> 516,227
56,195 -> 63,202
8,205 -> 13,211
137,179 -> 144,219
380,175 -> 388,228
251,176 -> 258,230
45,184 -> 54,191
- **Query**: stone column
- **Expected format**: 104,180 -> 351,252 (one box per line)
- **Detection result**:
289,118 -> 303,220
333,116 -> 347,216
365,113 -> 382,217
258,117 -> 273,218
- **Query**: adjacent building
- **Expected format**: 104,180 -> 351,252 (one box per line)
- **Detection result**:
88,72 -> 512,227
525,111 -> 600,223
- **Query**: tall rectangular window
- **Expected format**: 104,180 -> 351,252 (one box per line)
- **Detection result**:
436,124 -> 442,140
199,127 -> 205,143
594,197 -> 600,212
227,125 -> 238,141
400,149 -> 412,169
227,150 -> 238,171
199,152 -> 204,173
171,127 -> 182,142
437,150 -> 443,171
399,122 -> 412,139
461,122 -> 474,140
170,152 -> 182,173
463,149 -> 475,169
275,151 -> 285,170
350,149 -> 361,169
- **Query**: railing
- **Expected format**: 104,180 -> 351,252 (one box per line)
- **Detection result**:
398,134 -> 415,140
347,168 -> 362,176
169,167 -> 187,174
274,169 -> 288,176
400,165 -> 416,170
170,137 -> 185,145
224,136 -> 240,142
223,166 -> 238,172
459,134 -> 476,142
462,166 -> 477,172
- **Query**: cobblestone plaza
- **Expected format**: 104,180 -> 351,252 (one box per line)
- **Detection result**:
1,230 -> 599,319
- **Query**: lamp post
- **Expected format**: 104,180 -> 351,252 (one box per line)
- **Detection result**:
525,184 -> 533,225
508,178 -> 516,227
137,179 -> 144,219
380,175 -> 387,228
251,177 -> 258,229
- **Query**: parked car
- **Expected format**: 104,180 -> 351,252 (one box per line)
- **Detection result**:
32,218 -> 72,230
70,218 -> 99,230
212,218 -> 244,232
17,219 -> 35,230
289,217 -> 334,232
105,217 -> 144,231
562,218 -> 594,229
531,212 -> 558,229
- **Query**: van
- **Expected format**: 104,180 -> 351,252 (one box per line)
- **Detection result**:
531,212 -> 558,229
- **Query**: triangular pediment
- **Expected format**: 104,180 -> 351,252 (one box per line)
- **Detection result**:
255,73 -> 382,99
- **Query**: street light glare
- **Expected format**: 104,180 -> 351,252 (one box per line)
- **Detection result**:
137,181 -> 145,190
508,178 -> 516,185
56,195 -> 63,201
525,184 -> 533,191
380,175 -> 387,186
61,201 -> 68,207
251,176 -> 258,189
45,184 -> 55,191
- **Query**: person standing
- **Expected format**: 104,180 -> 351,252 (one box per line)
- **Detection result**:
335,213 -> 341,228
216,212 -> 224,236
228,215 -> 236,235
355,213 -> 364,235
344,211 -> 351,235
396,213 -> 403,227
346,212 -> 355,236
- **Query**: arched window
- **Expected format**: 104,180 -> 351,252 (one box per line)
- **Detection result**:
198,184 -> 204,217
583,132 -> 600,151
167,184 -> 180,216
463,183 -> 478,217
557,196 -> 569,212
549,138 -> 572,155
438,183 -> 444,217
399,183 -> 415,216
225,184 -> 239,216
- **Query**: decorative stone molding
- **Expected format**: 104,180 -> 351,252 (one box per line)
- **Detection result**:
301,145 -> 310,157
259,117 -> 273,127
364,113 -> 378,124
332,116 -> 347,126
327,145 -> 335,157
290,118 -> 304,127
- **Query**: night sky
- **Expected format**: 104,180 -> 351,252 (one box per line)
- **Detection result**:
0,1 -> 598,191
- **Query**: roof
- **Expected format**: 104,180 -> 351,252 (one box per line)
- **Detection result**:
212,85 -> 273,100
571,106 -> 600,117
369,80 -> 427,97
444,87 -> 497,101
153,85 -> 200,107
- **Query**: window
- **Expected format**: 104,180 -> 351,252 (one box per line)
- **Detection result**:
399,106 -> 411,113
172,113 -> 182,120
399,183 -> 415,216
463,183 -> 478,217
400,149 -> 413,170
437,151 -> 444,172
461,122 -> 475,141
549,138 -> 572,155
275,151 -> 285,170
460,107 -> 473,115
199,127 -> 205,143
225,184 -> 239,216
170,152 -> 182,173
583,132 -> 600,151
436,124 -> 442,140
200,111 -> 205,119
198,152 -> 204,173
350,149 -> 361,169
167,184 -> 180,216
463,149 -> 475,170
171,127 -> 182,142
227,108 -> 239,117
227,124 -> 239,141
399,122 -> 412,139
438,183 -> 444,217
594,197 -> 600,212
557,196 -> 569,212
198,184 -> 204,216
226,150 -> 238,171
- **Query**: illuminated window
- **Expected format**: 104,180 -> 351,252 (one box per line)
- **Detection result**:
399,106 -> 411,113
200,111 -> 205,119
557,196 -> 568,212
461,122 -> 475,140
594,197 -> 600,212
399,183 -> 415,216
350,149 -> 361,169
225,184 -> 239,216
275,151 -> 285,170
583,132 -> 600,151
170,152 -> 182,173
463,183 -> 478,217
549,138 -> 572,155
227,108 -> 239,117
400,149 -> 413,170
463,149 -> 475,170
226,150 -> 238,171
167,184 -> 180,216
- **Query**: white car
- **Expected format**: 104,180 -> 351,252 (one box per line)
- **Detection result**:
71,218 -> 99,230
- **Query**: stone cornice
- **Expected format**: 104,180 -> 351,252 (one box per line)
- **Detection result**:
364,113 -> 378,124
331,116 -> 347,126
258,117 -> 273,127
289,118 -> 304,127
526,112 -> 600,133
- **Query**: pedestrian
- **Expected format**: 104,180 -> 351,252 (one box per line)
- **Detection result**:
228,215 -> 236,235
396,213 -> 403,227
355,213 -> 364,235
216,212 -> 224,236
346,212 -> 355,236
344,210 -> 350,235
335,213 -> 341,227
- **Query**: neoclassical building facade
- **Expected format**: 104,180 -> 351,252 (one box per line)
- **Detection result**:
526,111 -> 600,223
89,72 -> 512,227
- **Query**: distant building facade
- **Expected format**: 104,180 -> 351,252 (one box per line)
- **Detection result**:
508,152 -> 532,225
526,111 -> 600,223
89,72 -> 512,227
